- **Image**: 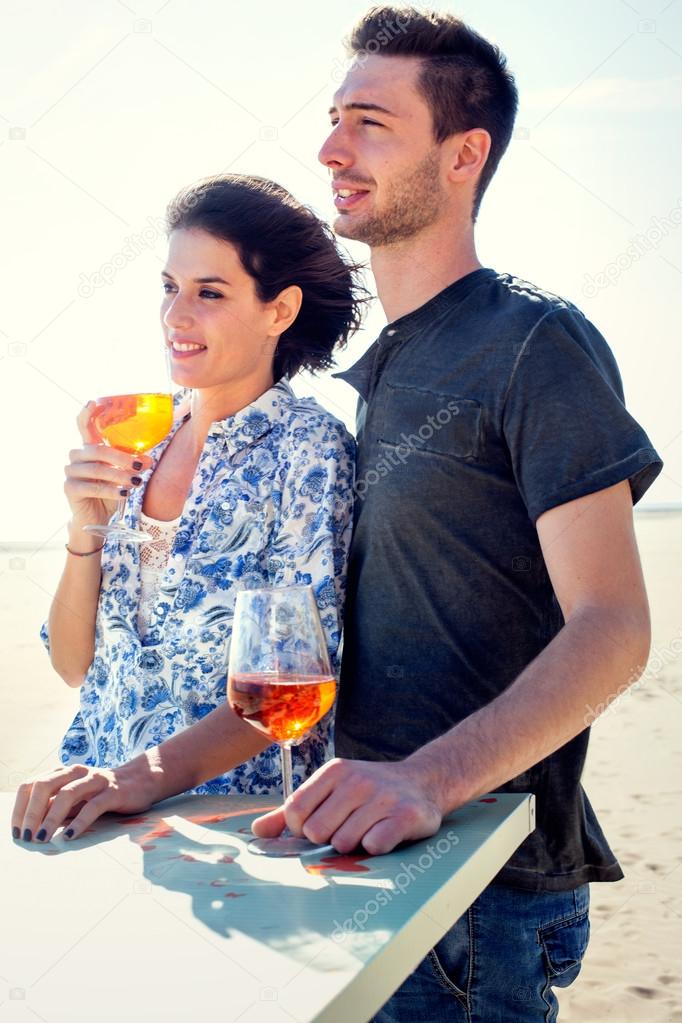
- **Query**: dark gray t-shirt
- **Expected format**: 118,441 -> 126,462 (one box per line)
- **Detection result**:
334,268 -> 662,892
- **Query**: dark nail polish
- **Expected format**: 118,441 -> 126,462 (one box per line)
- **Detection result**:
64,828 -> 74,839
12,826 -> 20,840
132,460 -> 143,471
23,828 -> 32,842
131,475 -> 142,486
36,828 -> 47,842
119,488 -> 129,497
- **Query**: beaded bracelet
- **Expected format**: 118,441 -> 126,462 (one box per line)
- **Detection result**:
65,543 -> 105,557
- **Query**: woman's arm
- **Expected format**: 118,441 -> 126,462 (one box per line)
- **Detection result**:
45,404 -> 153,686
14,412 -> 355,842
12,701 -> 272,843
47,522 -> 105,687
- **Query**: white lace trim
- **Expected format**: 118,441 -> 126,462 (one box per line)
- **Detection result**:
137,511 -> 181,640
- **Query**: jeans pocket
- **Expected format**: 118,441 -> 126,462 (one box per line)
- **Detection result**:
427,908 -> 472,1007
539,909 -> 590,986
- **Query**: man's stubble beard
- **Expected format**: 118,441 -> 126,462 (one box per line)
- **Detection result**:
334,148 -> 445,248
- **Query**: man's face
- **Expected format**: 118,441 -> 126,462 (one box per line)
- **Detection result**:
318,54 -> 447,247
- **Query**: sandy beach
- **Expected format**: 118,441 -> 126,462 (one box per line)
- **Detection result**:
1,511 -> 680,1020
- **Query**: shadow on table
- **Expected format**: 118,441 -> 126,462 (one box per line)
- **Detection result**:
23,793 -> 402,973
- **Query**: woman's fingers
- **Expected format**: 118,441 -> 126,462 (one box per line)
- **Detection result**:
55,790 -> 118,842
68,443 -> 152,472
11,766 -> 91,840
66,460 -> 143,491
77,401 -> 100,445
36,777 -> 112,843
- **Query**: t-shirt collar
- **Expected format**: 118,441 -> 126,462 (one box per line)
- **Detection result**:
334,267 -> 495,401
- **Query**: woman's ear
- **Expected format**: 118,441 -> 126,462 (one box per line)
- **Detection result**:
267,285 -> 303,338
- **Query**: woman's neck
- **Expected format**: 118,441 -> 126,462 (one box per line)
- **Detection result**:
185,371 -> 275,442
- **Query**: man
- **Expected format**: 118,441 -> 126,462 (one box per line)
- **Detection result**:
251,6 -> 662,1019
13,7 -> 661,1019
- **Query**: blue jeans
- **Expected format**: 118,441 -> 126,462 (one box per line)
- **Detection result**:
372,883 -> 590,1023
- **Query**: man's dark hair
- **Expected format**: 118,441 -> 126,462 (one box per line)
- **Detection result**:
166,174 -> 367,381
347,6 -> 518,220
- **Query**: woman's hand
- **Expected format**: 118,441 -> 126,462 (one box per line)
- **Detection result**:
11,761 -> 160,843
65,402 -> 152,535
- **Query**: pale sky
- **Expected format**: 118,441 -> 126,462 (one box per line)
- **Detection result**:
1,0 -> 681,543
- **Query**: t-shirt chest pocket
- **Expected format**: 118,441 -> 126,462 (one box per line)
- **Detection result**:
378,383 -> 482,461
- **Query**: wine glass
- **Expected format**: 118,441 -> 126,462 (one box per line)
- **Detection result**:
228,585 -> 337,857
83,391 -> 174,544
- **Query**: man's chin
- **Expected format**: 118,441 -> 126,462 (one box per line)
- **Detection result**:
332,213 -> 369,243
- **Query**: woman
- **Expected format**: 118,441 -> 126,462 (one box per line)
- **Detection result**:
11,173 -> 364,844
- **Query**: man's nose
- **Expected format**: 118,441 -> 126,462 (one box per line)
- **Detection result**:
318,127 -> 353,170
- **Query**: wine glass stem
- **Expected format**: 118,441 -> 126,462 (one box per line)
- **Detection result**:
280,744 -> 295,839
113,495 -> 127,528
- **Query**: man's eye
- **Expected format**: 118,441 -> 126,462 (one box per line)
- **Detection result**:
362,118 -> 382,127
329,120 -> 339,128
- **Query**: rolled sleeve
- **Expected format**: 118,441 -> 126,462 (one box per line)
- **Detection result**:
502,307 -> 663,524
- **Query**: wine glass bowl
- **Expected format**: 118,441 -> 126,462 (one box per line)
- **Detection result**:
228,585 -> 336,857
83,391 -> 174,544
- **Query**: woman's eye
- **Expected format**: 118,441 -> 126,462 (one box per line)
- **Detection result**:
199,289 -> 222,299
162,282 -> 175,293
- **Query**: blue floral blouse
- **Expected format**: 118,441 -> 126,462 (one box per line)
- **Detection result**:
45,380 -> 355,794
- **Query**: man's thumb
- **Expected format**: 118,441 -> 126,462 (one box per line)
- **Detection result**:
251,806 -> 286,838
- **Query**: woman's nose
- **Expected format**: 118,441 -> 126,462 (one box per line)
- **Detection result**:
162,294 -> 193,330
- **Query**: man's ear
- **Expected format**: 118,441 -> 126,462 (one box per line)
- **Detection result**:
444,128 -> 491,186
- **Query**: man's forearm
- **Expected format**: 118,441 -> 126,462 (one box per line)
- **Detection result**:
410,606 -> 650,814
122,702 -> 272,804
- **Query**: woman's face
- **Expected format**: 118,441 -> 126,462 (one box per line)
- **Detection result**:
161,228 -> 285,392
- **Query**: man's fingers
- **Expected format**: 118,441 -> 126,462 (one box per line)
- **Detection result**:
251,806 -> 287,838
282,758 -> 348,834
298,782 -> 368,845
359,817 -> 406,856
328,804 -> 387,854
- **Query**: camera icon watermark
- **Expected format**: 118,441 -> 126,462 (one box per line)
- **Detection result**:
9,126 -> 26,140
514,126 -> 530,141
260,987 -> 278,1002
8,341 -> 28,358
259,125 -> 278,142
638,19 -> 656,33
9,556 -> 26,571
512,556 -> 532,572
134,19 -> 152,33
9,989 -> 26,1000
386,664 -> 404,678
133,880 -> 152,895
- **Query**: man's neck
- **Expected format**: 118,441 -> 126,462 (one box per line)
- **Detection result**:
370,218 -> 481,324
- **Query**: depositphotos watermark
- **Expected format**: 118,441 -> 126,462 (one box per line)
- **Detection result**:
583,629 -> 682,726
355,399 -> 462,500
76,215 -> 167,297
331,829 -> 460,942
582,198 -> 682,297
330,9 -> 414,82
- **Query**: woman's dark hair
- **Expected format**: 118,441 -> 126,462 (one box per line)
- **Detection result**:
347,6 -> 518,221
165,173 -> 368,381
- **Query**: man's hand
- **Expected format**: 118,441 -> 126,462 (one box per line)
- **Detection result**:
251,757 -> 445,855
11,760 -> 159,843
